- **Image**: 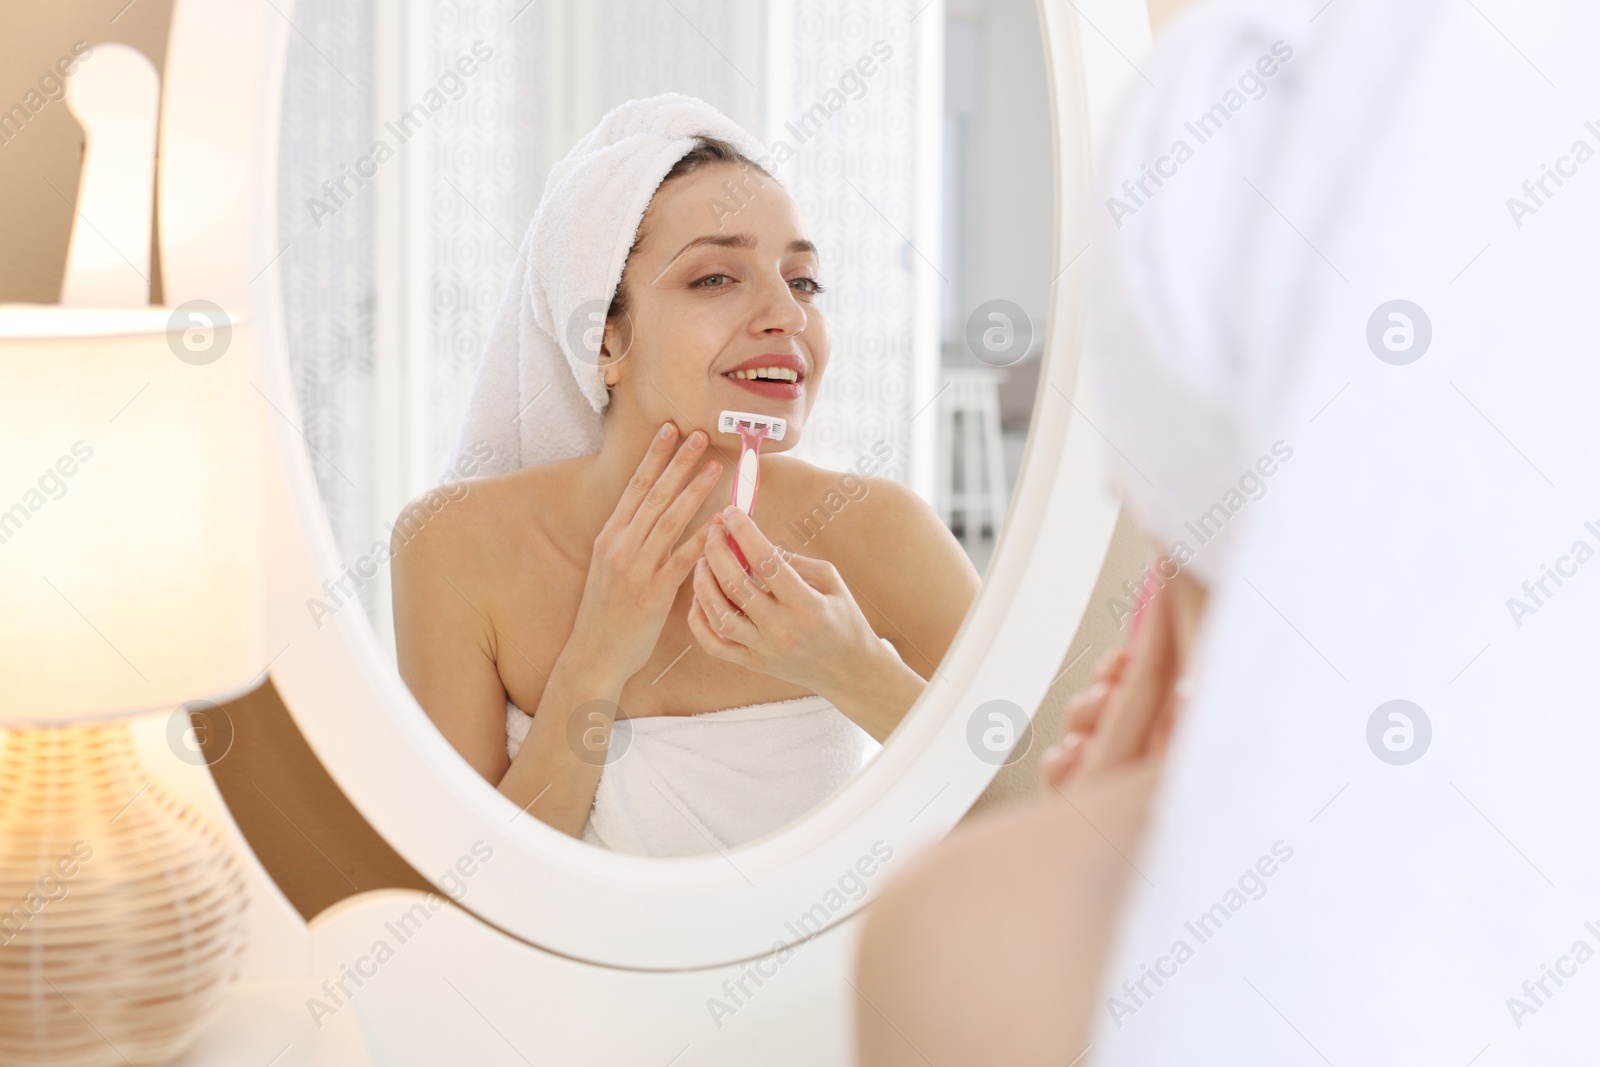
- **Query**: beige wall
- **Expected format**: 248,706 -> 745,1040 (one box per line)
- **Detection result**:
2,0 -> 1161,917
0,1 -> 173,304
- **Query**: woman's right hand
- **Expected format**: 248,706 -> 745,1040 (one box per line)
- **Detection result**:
565,421 -> 723,683
1039,645 -> 1130,790
1040,565 -> 1201,793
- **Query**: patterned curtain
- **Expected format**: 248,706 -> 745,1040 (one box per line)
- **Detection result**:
275,0 -> 377,612
278,0 -> 929,635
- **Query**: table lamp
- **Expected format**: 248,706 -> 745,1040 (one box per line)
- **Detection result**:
0,305 -> 263,1065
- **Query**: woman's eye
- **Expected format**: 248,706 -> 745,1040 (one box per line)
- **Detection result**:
791,276 -> 827,295
693,273 -> 731,288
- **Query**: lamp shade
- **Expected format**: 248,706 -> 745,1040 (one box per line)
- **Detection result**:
0,305 -> 264,726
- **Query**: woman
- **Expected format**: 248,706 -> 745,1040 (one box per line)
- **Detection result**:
857,0 -> 1600,1062
391,95 -> 980,857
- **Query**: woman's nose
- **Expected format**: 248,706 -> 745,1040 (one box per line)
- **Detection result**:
751,274 -> 808,335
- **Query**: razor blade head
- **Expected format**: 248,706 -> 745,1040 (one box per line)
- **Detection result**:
718,410 -> 787,442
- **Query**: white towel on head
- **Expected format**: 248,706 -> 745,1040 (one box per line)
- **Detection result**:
1085,0 -> 1446,585
1086,0 -> 1600,1061
443,93 -> 778,480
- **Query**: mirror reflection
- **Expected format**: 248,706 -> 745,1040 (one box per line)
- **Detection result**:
278,0 -> 1054,857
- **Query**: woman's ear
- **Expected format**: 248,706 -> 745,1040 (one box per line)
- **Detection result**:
602,309 -> 635,369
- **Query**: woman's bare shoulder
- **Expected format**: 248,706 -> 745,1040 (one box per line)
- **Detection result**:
762,450 -> 925,518
389,460 -> 575,575
762,451 -> 980,676
760,451 -> 949,560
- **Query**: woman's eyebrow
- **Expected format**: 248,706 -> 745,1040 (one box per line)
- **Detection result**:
651,234 -> 818,285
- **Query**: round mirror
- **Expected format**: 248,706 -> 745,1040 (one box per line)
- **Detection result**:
254,0 -> 1125,968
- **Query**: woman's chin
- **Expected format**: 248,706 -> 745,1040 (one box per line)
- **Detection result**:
717,429 -> 799,453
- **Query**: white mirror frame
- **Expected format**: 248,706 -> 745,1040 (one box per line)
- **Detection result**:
160,0 -> 1146,971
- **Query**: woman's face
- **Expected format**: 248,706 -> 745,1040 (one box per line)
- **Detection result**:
601,161 -> 829,451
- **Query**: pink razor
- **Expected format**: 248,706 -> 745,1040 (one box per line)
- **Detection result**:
718,410 -> 787,573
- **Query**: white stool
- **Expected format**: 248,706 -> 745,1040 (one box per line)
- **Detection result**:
936,365 -> 1010,546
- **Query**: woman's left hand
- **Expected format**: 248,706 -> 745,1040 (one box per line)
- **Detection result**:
688,504 -> 883,695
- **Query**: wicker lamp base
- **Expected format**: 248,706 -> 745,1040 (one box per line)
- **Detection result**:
0,720 -> 250,1066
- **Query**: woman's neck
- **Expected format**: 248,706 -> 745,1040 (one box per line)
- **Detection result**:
570,402 -> 747,557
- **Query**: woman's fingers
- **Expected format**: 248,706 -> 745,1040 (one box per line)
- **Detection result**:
610,421 -> 682,532
1047,673 -> 1116,792
687,591 -> 753,667
642,429 -> 711,526
664,514 -> 717,580
1040,731 -> 1087,792
1094,646 -> 1130,687
702,518 -> 778,623
692,557 -> 757,644
786,552 -> 846,594
645,454 -> 721,560
717,507 -> 808,602
1063,680 -> 1112,735
1045,564 -> 1199,787
1085,583 -> 1177,771
618,427 -> 709,553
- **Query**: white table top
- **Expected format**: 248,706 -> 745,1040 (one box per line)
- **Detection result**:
173,976 -> 372,1067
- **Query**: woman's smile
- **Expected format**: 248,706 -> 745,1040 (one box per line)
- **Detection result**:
719,352 -> 807,400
